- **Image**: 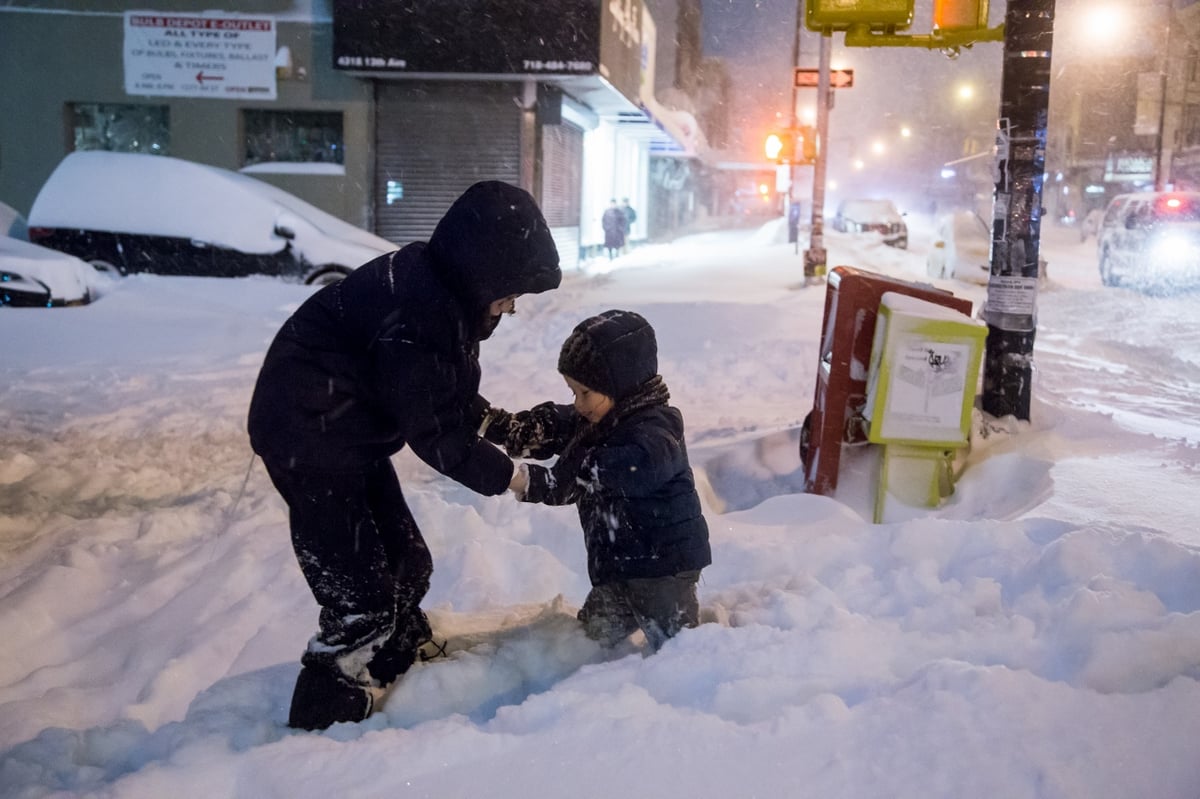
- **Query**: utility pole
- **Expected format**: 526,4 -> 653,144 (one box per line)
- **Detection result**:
981,0 -> 1055,421
790,0 -> 803,254
1154,0 -> 1175,192
803,33 -> 831,283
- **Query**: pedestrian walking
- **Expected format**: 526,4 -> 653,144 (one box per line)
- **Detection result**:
602,199 -> 626,260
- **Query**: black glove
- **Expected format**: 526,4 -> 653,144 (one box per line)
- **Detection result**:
477,402 -> 514,446
505,401 -> 572,459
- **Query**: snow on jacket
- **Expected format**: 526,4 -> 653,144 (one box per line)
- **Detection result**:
518,403 -> 712,585
247,181 -> 561,494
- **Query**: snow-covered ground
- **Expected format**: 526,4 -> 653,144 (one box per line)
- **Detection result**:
2,216 -> 1199,798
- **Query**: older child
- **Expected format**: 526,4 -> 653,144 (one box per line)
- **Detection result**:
484,309 -> 711,650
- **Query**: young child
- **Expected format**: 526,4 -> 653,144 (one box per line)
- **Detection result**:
484,309 -> 711,650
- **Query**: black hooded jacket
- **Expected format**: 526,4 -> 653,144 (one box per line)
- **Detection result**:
247,181 -> 561,494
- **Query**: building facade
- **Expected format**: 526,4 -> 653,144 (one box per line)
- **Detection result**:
0,0 -> 710,270
1047,0 -> 1200,221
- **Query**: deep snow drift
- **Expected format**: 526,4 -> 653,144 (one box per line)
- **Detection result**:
2,217 -> 1199,798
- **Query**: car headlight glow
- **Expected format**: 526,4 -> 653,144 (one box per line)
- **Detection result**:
1147,233 -> 1200,269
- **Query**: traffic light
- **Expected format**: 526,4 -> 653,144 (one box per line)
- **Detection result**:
797,126 -> 818,165
766,128 -> 819,165
807,0 -> 915,32
764,131 -> 794,164
933,0 -> 988,31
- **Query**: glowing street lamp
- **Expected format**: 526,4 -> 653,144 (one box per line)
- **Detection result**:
1079,4 -> 1127,47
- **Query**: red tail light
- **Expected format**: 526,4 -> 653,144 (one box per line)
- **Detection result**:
27,226 -> 52,241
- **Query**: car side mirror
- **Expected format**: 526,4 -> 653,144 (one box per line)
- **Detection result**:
274,223 -> 296,240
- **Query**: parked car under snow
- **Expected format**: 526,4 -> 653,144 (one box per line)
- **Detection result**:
27,151 -> 398,284
831,198 -> 908,249
1,233 -> 99,307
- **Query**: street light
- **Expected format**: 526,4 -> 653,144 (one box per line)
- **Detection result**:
1079,4 -> 1127,46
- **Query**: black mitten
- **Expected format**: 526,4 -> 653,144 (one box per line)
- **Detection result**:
506,401 -> 571,459
478,405 -> 514,446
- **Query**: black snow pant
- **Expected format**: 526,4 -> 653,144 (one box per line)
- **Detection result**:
578,570 -> 701,651
263,457 -> 433,689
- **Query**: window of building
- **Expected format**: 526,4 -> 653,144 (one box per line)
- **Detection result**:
70,103 -> 169,154
242,110 -> 344,172
1184,104 -> 1200,149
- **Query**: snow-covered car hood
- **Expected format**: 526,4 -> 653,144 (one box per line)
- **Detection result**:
0,235 -> 96,305
840,199 -> 904,226
28,152 -> 397,270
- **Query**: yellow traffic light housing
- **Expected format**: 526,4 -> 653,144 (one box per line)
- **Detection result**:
797,125 -> 818,164
767,128 -> 818,165
806,0 -> 915,32
808,0 -> 1003,50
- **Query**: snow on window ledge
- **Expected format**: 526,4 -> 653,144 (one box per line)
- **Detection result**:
240,162 -> 346,176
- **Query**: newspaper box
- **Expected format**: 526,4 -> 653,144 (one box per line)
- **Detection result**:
864,292 -> 987,522
800,266 -> 973,497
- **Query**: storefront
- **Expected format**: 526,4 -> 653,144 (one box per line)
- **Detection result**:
0,0 -> 698,270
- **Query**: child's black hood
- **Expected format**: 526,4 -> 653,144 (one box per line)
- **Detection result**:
426,181 -> 562,312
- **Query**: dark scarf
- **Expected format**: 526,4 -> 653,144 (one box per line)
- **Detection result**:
560,375 -> 671,461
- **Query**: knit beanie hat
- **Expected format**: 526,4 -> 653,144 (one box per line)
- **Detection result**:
558,309 -> 658,400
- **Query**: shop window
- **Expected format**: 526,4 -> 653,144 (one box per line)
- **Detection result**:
70,103 -> 169,154
243,110 -> 343,171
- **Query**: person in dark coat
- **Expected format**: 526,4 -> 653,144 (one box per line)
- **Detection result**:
484,310 -> 711,650
620,197 -> 637,254
247,180 -> 561,730
601,199 -> 626,260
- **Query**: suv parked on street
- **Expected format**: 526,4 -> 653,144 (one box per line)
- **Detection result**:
1096,191 -> 1200,293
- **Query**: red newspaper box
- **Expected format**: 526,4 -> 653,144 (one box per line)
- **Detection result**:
801,266 -> 974,496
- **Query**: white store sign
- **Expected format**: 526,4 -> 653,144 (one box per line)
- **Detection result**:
124,12 -> 276,99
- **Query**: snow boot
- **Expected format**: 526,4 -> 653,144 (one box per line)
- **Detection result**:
366,610 -> 433,686
287,664 -> 373,731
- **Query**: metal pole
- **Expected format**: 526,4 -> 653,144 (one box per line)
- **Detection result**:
981,0 -> 1055,421
804,33 -> 831,283
1154,0 -> 1173,192
790,0 -> 803,254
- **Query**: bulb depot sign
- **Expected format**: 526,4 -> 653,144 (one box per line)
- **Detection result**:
123,12 -> 277,100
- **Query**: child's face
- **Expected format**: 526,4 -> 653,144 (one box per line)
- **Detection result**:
564,375 -> 614,424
